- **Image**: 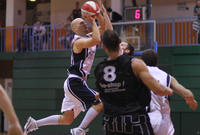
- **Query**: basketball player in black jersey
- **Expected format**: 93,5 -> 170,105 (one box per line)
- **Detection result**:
94,30 -> 173,135
24,1 -> 112,135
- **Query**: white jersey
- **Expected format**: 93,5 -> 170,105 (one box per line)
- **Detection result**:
67,34 -> 96,78
147,66 -> 174,135
147,66 -> 171,114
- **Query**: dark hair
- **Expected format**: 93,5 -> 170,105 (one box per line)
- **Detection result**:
141,49 -> 158,66
102,30 -> 121,52
125,43 -> 135,55
107,8 -> 112,12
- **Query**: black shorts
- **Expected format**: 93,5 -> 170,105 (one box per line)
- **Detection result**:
103,113 -> 154,135
67,77 -> 101,110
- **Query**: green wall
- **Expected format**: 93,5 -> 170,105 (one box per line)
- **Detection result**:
12,50 -> 106,135
0,46 -> 200,135
158,46 -> 200,135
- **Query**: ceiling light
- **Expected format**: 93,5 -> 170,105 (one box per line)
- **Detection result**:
29,0 -> 36,2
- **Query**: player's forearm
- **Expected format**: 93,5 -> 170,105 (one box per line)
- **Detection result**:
96,13 -> 105,35
91,20 -> 101,43
171,77 -> 194,98
0,86 -> 19,124
101,4 -> 113,30
146,78 -> 172,96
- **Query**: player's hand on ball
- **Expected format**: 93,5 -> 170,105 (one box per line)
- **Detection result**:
82,12 -> 94,22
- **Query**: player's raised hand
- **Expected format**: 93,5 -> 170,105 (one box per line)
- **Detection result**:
96,0 -> 106,13
185,97 -> 198,110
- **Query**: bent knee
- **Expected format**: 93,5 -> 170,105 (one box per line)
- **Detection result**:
61,111 -> 74,125
93,102 -> 103,112
63,119 -> 73,125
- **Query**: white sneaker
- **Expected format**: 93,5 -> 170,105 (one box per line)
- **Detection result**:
70,127 -> 88,135
24,116 -> 38,134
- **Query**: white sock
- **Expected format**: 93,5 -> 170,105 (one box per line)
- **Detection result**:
79,107 -> 99,129
36,115 -> 60,127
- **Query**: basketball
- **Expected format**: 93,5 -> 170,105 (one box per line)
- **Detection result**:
81,1 -> 100,17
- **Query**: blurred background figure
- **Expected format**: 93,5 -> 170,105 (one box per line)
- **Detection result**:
0,21 -> 5,52
193,0 -> 200,44
70,1 -> 81,20
32,20 -> 46,51
17,23 -> 32,52
124,43 -> 135,56
120,41 -> 128,51
59,17 -> 74,49
132,0 -> 137,7
106,7 -> 122,22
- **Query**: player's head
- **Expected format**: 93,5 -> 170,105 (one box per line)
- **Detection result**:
120,42 -> 128,51
141,49 -> 158,66
124,43 -> 134,56
101,30 -> 121,53
71,18 -> 88,35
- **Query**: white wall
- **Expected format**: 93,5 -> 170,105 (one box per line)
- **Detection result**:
6,0 -> 26,26
152,2 -> 195,18
111,0 -> 122,15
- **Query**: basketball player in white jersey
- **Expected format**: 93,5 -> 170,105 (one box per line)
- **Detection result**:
141,49 -> 198,135
23,1 -> 112,135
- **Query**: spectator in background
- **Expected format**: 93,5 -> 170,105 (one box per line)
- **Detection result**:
17,23 -> 32,52
107,8 -> 122,22
32,20 -> 46,51
124,43 -> 135,56
132,0 -> 137,7
59,17 -> 74,49
0,22 -> 5,52
193,0 -> 200,44
71,1 -> 81,20
0,85 -> 23,135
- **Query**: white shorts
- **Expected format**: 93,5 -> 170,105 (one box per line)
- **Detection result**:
156,113 -> 175,135
148,111 -> 174,135
61,76 -> 100,119
148,110 -> 162,134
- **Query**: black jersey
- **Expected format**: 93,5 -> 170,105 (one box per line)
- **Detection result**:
94,54 -> 151,115
67,34 -> 96,78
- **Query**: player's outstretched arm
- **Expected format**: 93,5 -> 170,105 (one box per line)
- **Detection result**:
0,85 -> 23,135
96,9 -> 105,35
131,58 -> 173,96
96,0 -> 113,30
170,76 -> 198,110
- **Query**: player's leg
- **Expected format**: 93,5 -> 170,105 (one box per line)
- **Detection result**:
70,81 -> 103,135
24,110 -> 74,133
24,78 -> 80,134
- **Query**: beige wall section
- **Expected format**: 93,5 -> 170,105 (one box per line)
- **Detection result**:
111,0 -> 122,15
6,0 -> 26,26
51,0 -> 88,24
152,2 -> 195,18
124,0 -> 195,18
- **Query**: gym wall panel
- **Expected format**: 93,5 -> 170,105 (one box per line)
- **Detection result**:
158,46 -> 200,135
10,50 -> 106,135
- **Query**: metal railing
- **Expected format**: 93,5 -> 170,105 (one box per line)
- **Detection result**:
155,16 -> 199,46
0,24 -> 73,53
0,16 -> 199,53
